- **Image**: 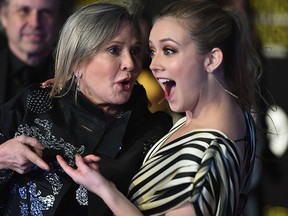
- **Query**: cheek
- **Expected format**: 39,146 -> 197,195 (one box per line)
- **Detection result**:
84,66 -> 114,89
177,66 -> 203,92
84,70 -> 102,85
4,17 -> 17,31
83,55 -> 121,91
44,19 -> 56,30
167,56 -> 188,75
81,72 -> 105,98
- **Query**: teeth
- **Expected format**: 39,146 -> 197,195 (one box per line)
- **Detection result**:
158,78 -> 172,84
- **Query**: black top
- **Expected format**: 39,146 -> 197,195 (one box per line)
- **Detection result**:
0,83 -> 173,216
0,35 -> 54,106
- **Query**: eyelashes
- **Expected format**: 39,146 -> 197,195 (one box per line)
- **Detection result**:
107,46 -> 142,57
148,47 -> 177,58
163,48 -> 176,55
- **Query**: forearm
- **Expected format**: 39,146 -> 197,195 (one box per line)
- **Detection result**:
99,182 -> 143,216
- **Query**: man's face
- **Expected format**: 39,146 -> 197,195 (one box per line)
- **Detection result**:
0,0 -> 62,64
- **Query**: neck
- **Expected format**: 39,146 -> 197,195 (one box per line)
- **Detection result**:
9,44 -> 48,65
99,104 -> 124,119
211,71 -> 238,99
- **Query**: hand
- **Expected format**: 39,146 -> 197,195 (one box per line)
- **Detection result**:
57,154 -> 108,195
42,78 -> 55,86
58,154 -> 143,216
0,135 -> 49,173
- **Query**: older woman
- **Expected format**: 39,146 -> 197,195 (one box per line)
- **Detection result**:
0,2 -> 172,215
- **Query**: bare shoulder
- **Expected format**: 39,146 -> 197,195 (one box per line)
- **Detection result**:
216,104 -> 247,154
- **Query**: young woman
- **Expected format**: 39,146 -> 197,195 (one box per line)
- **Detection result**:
57,0 -> 262,215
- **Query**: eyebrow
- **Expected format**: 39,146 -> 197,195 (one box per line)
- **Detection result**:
149,37 -> 181,45
108,40 -> 142,46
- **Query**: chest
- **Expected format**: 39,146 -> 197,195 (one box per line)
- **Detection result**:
162,122 -> 194,146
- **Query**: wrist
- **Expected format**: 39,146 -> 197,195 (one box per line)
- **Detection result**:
99,181 -> 120,203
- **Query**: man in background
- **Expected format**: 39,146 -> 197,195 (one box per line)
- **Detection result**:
0,0 -> 74,105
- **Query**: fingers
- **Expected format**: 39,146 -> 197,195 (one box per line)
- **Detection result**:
33,157 -> 50,171
82,155 -> 101,170
15,135 -> 44,151
57,154 -> 105,193
15,135 -> 49,171
56,155 -> 68,169
82,154 -> 101,163
56,155 -> 75,175
0,135 -> 48,173
41,79 -> 55,86
57,154 -> 100,176
74,154 -> 90,171
24,148 -> 49,171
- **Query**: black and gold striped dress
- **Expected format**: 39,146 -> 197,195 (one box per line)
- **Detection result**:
128,111 -> 256,216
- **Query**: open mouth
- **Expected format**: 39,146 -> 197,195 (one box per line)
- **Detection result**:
118,79 -> 132,90
158,78 -> 176,98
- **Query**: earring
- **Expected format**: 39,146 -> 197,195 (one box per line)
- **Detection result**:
211,72 -> 238,99
75,72 -> 81,91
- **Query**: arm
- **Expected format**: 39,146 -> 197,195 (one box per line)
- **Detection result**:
165,202 -> 197,216
57,154 -> 143,216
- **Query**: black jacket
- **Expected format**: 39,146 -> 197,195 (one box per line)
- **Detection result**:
0,83 -> 173,215
0,38 -> 54,106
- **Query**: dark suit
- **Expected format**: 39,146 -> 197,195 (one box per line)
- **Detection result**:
0,36 -> 54,106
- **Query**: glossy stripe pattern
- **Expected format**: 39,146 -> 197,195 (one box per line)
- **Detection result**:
128,111 -> 256,216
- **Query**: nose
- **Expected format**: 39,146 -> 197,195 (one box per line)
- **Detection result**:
28,11 -> 40,27
121,51 -> 135,72
149,54 -> 162,73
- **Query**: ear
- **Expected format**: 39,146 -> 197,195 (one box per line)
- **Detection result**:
204,48 -> 223,73
0,6 -> 8,28
74,70 -> 82,78
72,64 -> 80,76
